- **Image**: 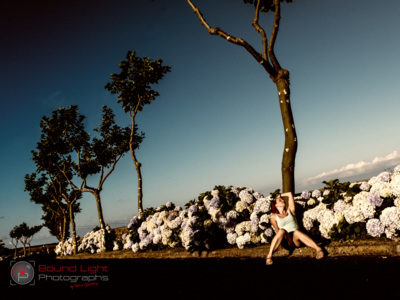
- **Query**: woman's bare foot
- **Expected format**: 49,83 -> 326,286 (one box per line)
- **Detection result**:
316,248 -> 324,259
266,256 -> 273,265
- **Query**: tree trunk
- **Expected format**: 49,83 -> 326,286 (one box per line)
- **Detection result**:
93,190 -> 107,252
93,190 -> 106,230
274,69 -> 297,195
69,204 -> 77,255
61,211 -> 67,243
130,116 -> 143,213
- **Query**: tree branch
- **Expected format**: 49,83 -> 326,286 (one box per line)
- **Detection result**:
99,154 -> 123,189
76,150 -> 87,188
98,165 -> 104,190
268,0 -> 282,71
252,0 -> 268,61
187,0 -> 276,77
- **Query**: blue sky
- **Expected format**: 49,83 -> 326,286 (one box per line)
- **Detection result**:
1,0 -> 400,247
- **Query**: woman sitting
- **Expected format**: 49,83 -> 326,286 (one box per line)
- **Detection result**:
266,192 -> 325,265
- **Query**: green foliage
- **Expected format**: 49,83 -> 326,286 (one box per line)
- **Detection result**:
375,198 -> 395,217
196,185 -> 245,215
321,179 -> 360,209
105,51 -> 171,114
269,189 -> 281,199
24,171 -> 80,241
31,104 -> 139,235
329,218 -> 368,241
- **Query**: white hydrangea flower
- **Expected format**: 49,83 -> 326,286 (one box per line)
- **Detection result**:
380,207 -> 400,239
236,232 -> 251,249
301,191 -> 311,200
208,206 -> 222,222
359,181 -> 371,192
353,191 -> 375,219
239,190 -> 254,204
235,221 -> 251,236
211,189 -> 219,197
366,219 -> 385,238
146,220 -> 157,232
307,199 -> 316,206
132,243 -> 140,252
394,165 -> 400,175
370,181 -> 391,196
380,187 -> 393,198
318,209 -> 338,239
380,207 -> 400,229
312,189 -> 322,198
390,174 -> 400,197
385,228 -> 397,240
253,198 -> 271,214
343,204 -> 365,224
259,214 -> 270,230
368,176 -> 378,186
323,189 -> 330,196
235,200 -> 248,213
333,200 -> 346,213
227,232 -> 238,245
203,196 -> 210,209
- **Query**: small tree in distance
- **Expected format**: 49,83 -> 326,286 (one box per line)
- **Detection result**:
9,226 -> 22,257
105,51 -> 171,213
20,223 -> 43,256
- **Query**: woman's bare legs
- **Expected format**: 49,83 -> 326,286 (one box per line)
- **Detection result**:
266,229 -> 287,265
293,230 -> 324,259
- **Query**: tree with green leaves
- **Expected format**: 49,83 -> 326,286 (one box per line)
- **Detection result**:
187,0 -> 296,195
19,222 -> 43,256
24,172 -> 78,243
105,51 -> 171,213
25,171 -> 81,254
9,225 -> 22,257
33,105 -> 142,251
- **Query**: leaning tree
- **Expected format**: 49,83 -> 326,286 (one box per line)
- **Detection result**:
105,51 -> 170,213
187,0 -> 296,195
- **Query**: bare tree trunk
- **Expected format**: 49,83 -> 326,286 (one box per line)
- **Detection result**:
62,213 -> 67,242
274,69 -> 297,194
69,204 -> 77,255
93,190 -> 108,252
93,190 -> 106,230
130,116 -> 143,213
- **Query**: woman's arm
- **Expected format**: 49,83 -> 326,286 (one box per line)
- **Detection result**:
281,192 -> 295,215
270,214 -> 279,232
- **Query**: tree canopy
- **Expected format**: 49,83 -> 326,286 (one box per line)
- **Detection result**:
105,51 -> 170,213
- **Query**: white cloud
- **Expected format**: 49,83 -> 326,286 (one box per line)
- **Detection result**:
303,150 -> 400,186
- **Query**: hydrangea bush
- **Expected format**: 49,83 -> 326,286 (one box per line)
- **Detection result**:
55,165 -> 400,255
117,186 -> 276,252
55,236 -> 79,256
55,225 -> 115,256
